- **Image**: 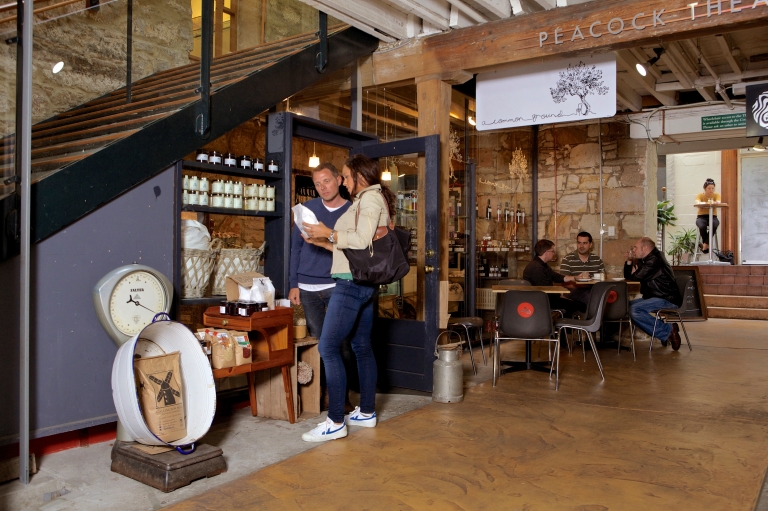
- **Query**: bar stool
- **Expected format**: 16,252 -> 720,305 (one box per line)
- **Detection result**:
693,229 -> 719,262
447,317 -> 486,375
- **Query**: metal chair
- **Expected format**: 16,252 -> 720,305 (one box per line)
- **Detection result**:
493,291 -> 560,389
554,283 -> 616,382
693,229 -> 719,262
649,276 -> 693,352
447,316 -> 485,375
601,281 -> 636,361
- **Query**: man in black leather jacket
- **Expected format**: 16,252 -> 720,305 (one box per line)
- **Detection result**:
624,237 -> 682,350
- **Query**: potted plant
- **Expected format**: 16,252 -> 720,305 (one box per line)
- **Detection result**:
667,228 -> 697,265
657,200 -> 677,254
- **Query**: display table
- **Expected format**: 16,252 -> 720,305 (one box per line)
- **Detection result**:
203,306 -> 295,424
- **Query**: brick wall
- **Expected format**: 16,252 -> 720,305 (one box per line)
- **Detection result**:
699,265 -> 768,296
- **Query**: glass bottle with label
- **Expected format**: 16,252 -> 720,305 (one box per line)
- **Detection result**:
486,199 -> 492,220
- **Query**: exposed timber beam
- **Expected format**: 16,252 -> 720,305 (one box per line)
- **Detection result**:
462,0 -> 510,20
381,0 -> 451,30
615,49 -> 677,106
715,34 -> 742,74
371,0 -> 768,86
445,0 -> 489,23
616,73 -> 643,112
303,0 -> 404,40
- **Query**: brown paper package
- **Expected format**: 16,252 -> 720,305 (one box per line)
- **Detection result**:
134,351 -> 187,443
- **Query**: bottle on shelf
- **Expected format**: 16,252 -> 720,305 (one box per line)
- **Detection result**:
501,261 -> 509,278
516,205 -> 522,224
504,202 -> 510,223
478,258 -> 485,278
520,204 -> 525,224
456,196 -> 461,217
485,199 -> 492,220
496,203 -> 501,222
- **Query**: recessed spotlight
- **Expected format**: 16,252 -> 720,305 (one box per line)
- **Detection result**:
52,62 -> 64,74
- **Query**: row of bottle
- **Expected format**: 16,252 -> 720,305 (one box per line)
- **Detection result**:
478,259 -> 509,279
195,150 -> 279,173
295,186 -> 319,204
484,201 -> 526,223
396,191 -> 418,211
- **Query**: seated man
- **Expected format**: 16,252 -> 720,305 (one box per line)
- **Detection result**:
624,237 -> 682,350
559,231 -> 605,306
523,239 -> 584,317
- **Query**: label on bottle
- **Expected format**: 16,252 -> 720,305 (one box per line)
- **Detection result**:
255,162 -> 264,170
196,154 -> 208,162
209,155 -> 222,164
219,306 -> 226,314
224,157 -> 237,166
268,163 -> 278,172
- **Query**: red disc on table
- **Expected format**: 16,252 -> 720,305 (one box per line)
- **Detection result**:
517,302 -> 534,318
607,290 -> 618,304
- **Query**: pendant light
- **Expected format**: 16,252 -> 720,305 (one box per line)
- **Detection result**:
754,137 -> 766,152
380,88 -> 392,181
308,142 -> 320,168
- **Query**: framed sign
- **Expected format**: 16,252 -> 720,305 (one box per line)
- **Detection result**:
476,54 -> 616,131
746,83 -> 768,137
672,266 -> 707,321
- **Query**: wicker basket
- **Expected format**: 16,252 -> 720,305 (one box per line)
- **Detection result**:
476,288 -> 496,310
181,239 -> 221,298
211,242 -> 265,296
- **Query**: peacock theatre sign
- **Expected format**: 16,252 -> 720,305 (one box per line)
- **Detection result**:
537,0 -> 768,49
476,54 -> 616,130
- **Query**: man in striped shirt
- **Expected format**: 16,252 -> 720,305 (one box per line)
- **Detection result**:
560,231 -> 605,306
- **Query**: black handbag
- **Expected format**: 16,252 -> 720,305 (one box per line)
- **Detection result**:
342,191 -> 411,286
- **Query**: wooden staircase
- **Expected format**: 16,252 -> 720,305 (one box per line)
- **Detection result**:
0,25 -> 377,254
700,265 -> 768,320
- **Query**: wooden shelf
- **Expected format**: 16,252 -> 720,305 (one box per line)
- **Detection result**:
179,296 -> 225,306
181,205 -> 281,217
182,160 -> 283,180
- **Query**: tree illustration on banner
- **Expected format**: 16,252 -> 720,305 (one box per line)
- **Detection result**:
550,61 -> 608,116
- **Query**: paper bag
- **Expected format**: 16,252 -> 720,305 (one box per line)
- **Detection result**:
252,278 -> 275,309
231,331 -> 252,366
134,352 -> 187,443
211,330 -> 235,369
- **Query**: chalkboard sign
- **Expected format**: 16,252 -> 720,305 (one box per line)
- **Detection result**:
672,266 -> 707,321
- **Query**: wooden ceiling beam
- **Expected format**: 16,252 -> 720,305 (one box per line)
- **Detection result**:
462,0 -> 511,20
616,73 -> 643,112
615,49 -> 677,106
371,0 -> 768,85
302,0 -> 405,40
381,0 -> 451,30
445,0 -> 490,23
715,34 -> 743,74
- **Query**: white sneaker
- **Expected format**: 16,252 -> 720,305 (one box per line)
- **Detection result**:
348,406 -> 377,428
301,418 -> 348,442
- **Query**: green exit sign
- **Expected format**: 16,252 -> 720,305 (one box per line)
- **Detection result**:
701,113 -> 746,131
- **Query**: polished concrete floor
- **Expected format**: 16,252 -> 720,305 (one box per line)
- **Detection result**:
4,319 -> 768,511
164,319 -> 768,511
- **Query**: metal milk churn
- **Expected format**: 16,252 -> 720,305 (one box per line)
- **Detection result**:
433,331 -> 464,403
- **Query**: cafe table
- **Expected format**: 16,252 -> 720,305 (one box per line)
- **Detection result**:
490,285 -> 569,373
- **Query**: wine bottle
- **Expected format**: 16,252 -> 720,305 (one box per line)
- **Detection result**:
486,199 -> 492,220
504,202 -> 510,223
496,203 -> 501,222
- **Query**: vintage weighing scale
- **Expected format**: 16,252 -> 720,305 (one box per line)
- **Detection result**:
93,264 -> 226,492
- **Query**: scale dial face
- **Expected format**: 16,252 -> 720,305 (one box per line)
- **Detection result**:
108,270 -> 168,336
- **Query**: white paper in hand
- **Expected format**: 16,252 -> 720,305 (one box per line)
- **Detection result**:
292,203 -> 318,238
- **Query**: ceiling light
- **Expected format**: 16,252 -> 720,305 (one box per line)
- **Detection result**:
308,142 -> 320,168
52,61 -> 64,74
636,48 -> 664,77
754,137 -> 766,152
381,170 -> 392,181
468,116 -> 476,126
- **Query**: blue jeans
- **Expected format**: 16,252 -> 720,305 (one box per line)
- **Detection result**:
300,287 -> 359,392
318,280 -> 377,423
629,297 -> 678,342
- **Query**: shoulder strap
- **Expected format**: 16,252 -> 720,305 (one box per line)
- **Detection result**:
353,189 -> 392,230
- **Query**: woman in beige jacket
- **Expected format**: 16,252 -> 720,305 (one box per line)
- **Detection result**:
300,154 -> 396,442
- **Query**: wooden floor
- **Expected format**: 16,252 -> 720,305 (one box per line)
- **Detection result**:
166,320 -> 768,511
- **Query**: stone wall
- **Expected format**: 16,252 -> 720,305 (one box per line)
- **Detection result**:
0,0 -> 192,136
475,122 -> 655,278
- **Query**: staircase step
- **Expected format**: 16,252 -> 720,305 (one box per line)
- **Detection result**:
708,307 -> 768,320
705,295 -> 768,309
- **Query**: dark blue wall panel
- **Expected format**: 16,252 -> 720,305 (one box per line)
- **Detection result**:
0,167 -> 174,442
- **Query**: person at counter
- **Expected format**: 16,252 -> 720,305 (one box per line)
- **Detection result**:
288,162 -> 355,412
559,231 -> 605,306
695,178 -> 721,254
523,239 -> 584,317
624,237 -> 682,351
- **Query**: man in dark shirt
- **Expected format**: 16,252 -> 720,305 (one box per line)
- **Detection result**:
523,239 -> 583,317
624,237 -> 682,350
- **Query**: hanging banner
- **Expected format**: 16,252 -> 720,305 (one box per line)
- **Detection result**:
746,83 -> 768,137
476,54 -> 616,131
